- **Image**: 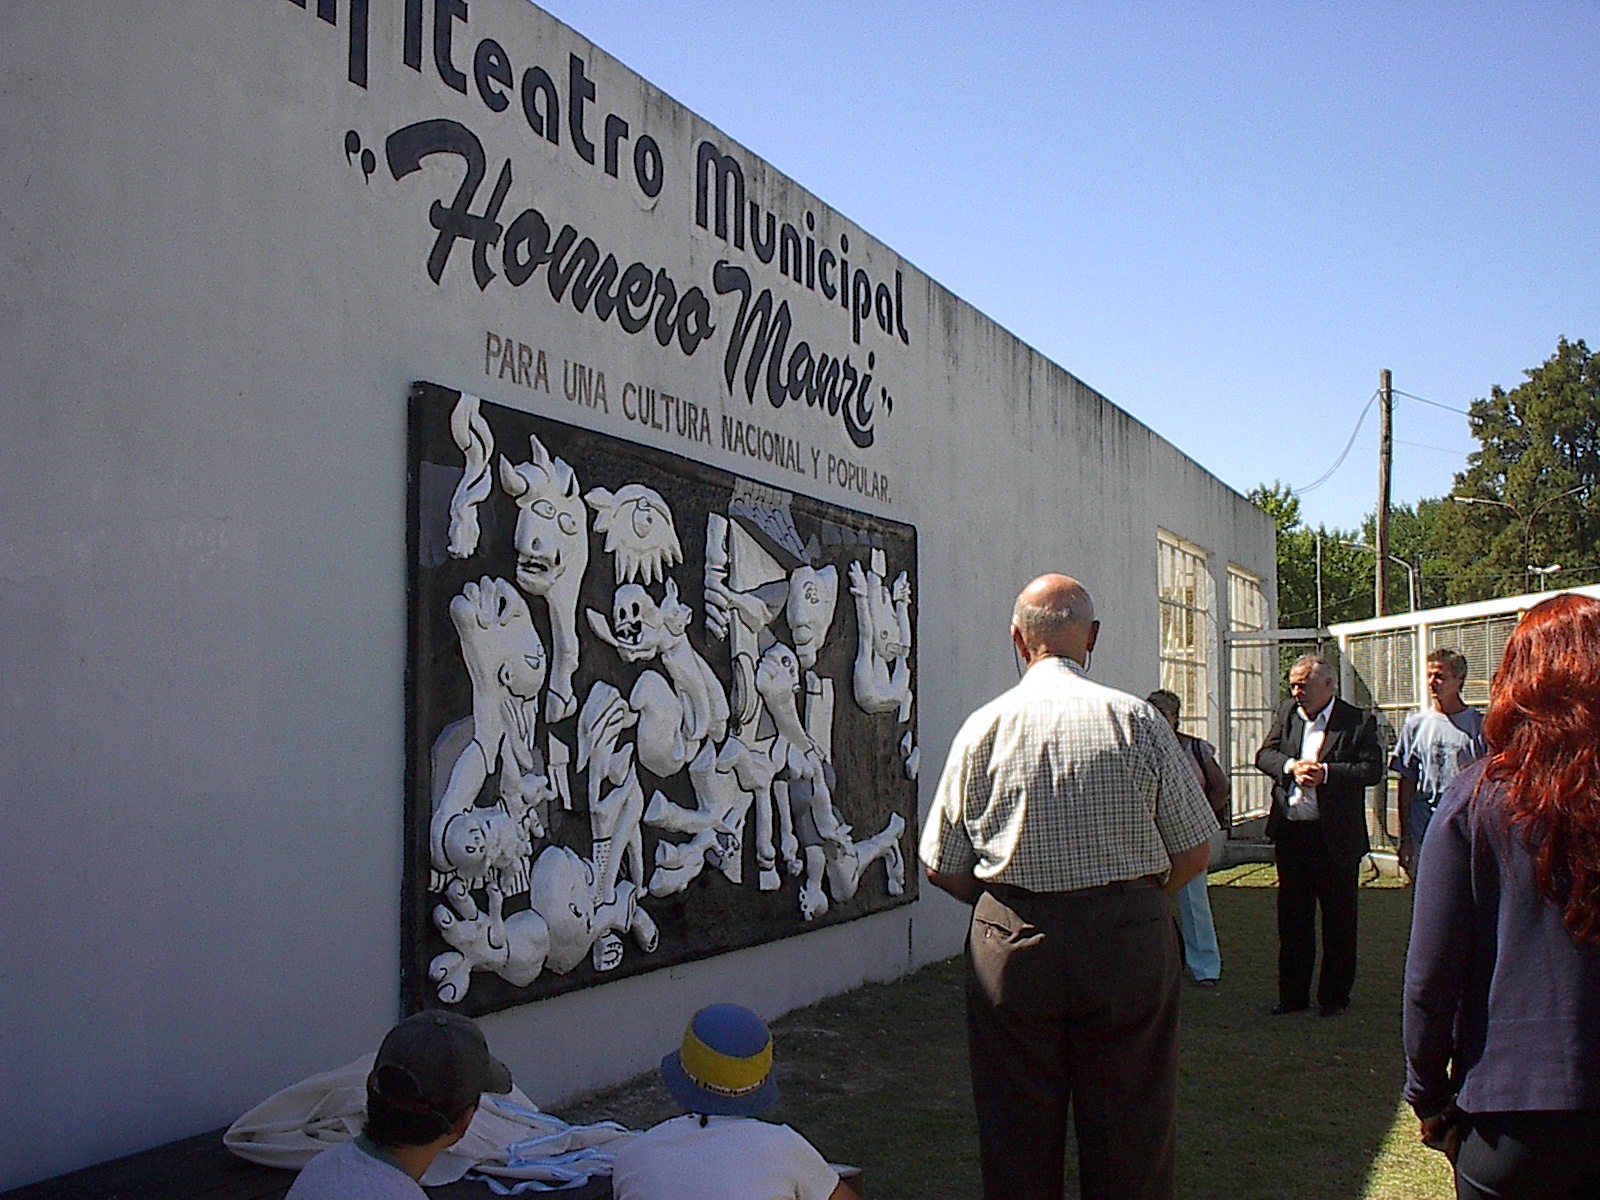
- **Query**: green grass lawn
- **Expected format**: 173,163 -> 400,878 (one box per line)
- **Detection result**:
566,864 -> 1455,1199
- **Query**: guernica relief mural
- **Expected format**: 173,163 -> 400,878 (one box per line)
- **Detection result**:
406,383 -> 918,1016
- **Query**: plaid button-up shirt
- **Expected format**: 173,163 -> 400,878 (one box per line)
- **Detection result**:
920,657 -> 1217,892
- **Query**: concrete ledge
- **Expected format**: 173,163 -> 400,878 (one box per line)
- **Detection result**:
1216,839 -> 1275,868
0,1131 -> 607,1200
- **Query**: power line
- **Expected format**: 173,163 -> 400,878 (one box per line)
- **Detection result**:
1393,388 -> 1472,416
1293,389 -> 1380,494
1278,582 -> 1377,624
1425,563 -> 1600,582
1395,438 -> 1472,456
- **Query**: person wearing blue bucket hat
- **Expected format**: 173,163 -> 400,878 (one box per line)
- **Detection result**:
610,1004 -> 858,1199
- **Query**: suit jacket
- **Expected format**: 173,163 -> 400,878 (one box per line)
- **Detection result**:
1255,697 -> 1384,864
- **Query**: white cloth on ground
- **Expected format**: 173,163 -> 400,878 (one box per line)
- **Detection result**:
224,1054 -> 632,1189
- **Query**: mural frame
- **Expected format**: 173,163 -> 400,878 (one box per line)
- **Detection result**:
403,382 -> 918,1017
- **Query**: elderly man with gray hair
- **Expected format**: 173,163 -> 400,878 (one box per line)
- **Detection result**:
921,573 -> 1217,1200
1255,654 -> 1384,1017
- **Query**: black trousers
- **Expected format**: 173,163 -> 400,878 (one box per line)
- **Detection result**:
965,880 -> 1180,1200
1456,1110 -> 1600,1199
1274,820 -> 1359,1009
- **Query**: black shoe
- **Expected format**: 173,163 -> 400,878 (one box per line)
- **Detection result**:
1270,1002 -> 1309,1015
1319,1002 -> 1349,1018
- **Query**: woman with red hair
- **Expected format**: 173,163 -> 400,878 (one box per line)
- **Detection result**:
1404,593 -> 1600,1198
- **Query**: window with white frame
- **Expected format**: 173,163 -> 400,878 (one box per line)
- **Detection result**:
1227,566 -> 1270,822
1158,532 -> 1215,744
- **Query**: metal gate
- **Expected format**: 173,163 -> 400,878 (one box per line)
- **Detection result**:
1220,626 -> 1332,831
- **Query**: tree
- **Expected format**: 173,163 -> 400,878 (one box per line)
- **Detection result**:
1441,338 -> 1600,602
1357,499 -> 1452,612
1248,482 -> 1372,629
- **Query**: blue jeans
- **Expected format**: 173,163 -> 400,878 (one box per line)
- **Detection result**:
1411,794 -> 1440,847
1176,872 -> 1220,982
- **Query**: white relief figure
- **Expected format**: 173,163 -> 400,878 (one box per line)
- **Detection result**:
848,550 -> 913,719
429,578 -> 548,898
700,516 -> 797,890
705,517 -> 787,742
586,580 -> 729,778
703,514 -> 732,641
741,630 -> 907,918
427,845 -> 660,1003
754,641 -> 837,842
788,660 -> 908,922
701,523 -> 849,891
436,804 -> 533,897
576,682 -> 650,970
848,549 -> 919,777
498,433 -> 589,722
583,574 -> 743,897
784,561 -> 847,869
786,564 -> 839,672
900,731 -> 920,781
586,483 -> 683,585
705,577 -> 787,649
702,520 -> 788,647
712,733 -> 788,890
705,638 -> 837,893
527,845 -> 657,973
576,683 -> 642,899
794,808 -> 908,923
446,392 -> 494,559
643,740 -> 760,896
429,879 -> 551,1003
546,733 -> 575,813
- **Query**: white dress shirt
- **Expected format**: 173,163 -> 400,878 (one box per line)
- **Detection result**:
1285,700 -> 1333,821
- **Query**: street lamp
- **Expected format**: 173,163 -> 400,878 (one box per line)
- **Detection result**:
1340,541 -> 1421,612
1452,485 -> 1589,592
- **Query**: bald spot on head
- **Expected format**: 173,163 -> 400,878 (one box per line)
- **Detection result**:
1012,573 -> 1098,665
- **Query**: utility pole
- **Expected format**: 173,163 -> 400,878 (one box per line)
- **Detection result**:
1315,530 -> 1324,629
1375,369 -> 1393,616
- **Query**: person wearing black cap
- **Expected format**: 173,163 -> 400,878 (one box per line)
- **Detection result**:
610,1004 -> 857,1200
285,1010 -> 513,1199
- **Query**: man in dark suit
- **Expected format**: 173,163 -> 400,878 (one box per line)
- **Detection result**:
1255,654 -> 1384,1017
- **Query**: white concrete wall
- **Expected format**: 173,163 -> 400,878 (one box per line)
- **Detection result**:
0,1 -> 1274,1187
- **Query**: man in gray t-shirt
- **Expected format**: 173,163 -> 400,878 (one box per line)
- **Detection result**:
1390,648 -> 1487,877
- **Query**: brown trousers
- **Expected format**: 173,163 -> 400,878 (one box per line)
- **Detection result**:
966,881 -> 1181,1200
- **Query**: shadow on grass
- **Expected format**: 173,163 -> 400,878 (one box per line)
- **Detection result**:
1178,865 -> 1447,1200
565,866 -> 1452,1200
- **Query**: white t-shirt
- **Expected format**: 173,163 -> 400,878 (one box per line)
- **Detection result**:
610,1114 -> 840,1200
284,1137 -> 426,1200
1390,707 -> 1487,811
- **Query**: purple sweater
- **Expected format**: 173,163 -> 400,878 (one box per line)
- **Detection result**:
1403,760 -> 1600,1117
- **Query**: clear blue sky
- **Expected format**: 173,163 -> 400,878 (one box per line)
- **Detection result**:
535,1 -> 1599,533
